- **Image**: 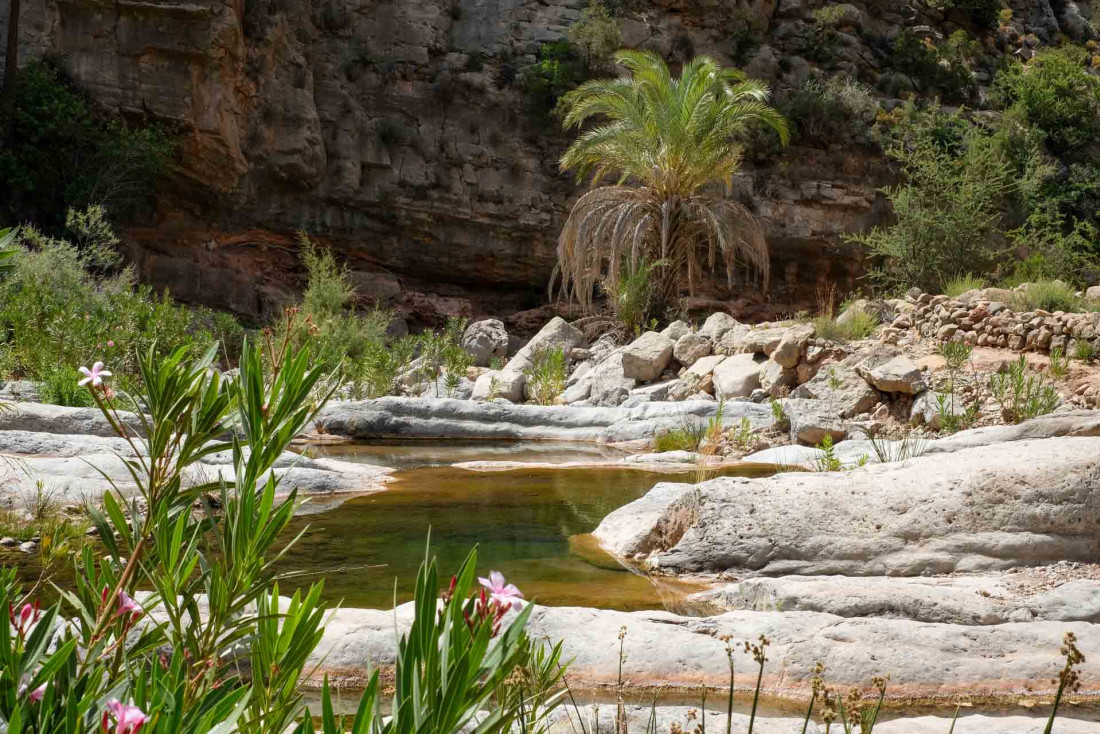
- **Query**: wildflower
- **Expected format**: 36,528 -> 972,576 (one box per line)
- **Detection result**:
107,340 -> 115,347
478,570 -> 523,609
115,590 -> 142,620
29,684 -> 46,702
78,362 -> 112,387
103,700 -> 149,734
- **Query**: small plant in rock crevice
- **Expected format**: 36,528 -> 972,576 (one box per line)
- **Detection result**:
1048,346 -> 1069,379
814,434 -> 843,472
524,346 -> 567,405
1074,339 -> 1098,363
934,340 -> 979,433
989,354 -> 1060,423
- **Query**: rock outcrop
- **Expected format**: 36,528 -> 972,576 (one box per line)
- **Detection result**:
594,436 -> 1100,575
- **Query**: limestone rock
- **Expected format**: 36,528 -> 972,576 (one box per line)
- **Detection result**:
759,360 -> 797,396
1087,285 -> 1100,301
792,365 -> 879,417
698,312 -> 740,342
621,332 -> 674,382
711,353 -> 764,399
783,398 -> 847,445
506,318 -> 584,376
856,347 -> 927,394
770,324 -> 814,368
461,319 -> 509,367
672,333 -> 711,367
470,370 -> 525,402
594,437 -> 1100,576
660,320 -> 691,342
691,575 -> 1100,625
588,352 -> 635,407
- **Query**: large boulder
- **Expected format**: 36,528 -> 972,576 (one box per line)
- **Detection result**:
461,319 -> 509,367
770,324 -> 814,368
660,320 -> 691,342
759,360 -> 797,396
668,354 -> 726,399
595,437 -> 1100,576
792,364 -> 880,417
588,352 -> 636,406
711,353 -> 764,399
506,317 -> 585,375
621,332 -> 674,382
672,333 -> 710,367
783,398 -> 848,445
698,312 -> 739,342
856,346 -> 927,394
470,369 -> 525,402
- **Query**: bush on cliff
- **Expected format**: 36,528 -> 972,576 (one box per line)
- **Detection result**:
0,57 -> 175,231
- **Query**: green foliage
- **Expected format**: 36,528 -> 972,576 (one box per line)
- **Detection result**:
602,258 -> 666,336
1011,280 -> 1083,312
934,341 -> 979,433
852,103 -> 1011,292
520,40 -> 589,124
723,10 -> 766,66
943,273 -> 986,297
780,74 -> 878,149
0,59 -> 175,230
1074,339 -> 1097,362
0,210 -> 233,395
989,354 -> 1060,423
813,434 -> 842,471
922,0 -> 1003,29
555,51 -> 788,311
1049,346 -> 1069,379
38,366 -> 96,407
524,347 -> 567,405
769,398 -> 790,430
889,31 -> 979,102
568,1 -> 621,70
799,11 -> 844,63
991,46 -> 1100,155
654,423 -> 705,452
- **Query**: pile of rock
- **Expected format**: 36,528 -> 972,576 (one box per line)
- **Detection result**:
886,285 -> 1100,355
459,312 -> 940,446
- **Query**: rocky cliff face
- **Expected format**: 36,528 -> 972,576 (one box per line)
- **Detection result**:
3,0 -> 1085,325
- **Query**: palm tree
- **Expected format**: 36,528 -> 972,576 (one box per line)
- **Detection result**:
552,50 -> 789,314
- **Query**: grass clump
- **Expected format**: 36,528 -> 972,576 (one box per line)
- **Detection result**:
1074,339 -> 1097,362
524,347 -> 567,405
1011,280 -> 1083,312
943,273 -> 987,297
812,309 -> 879,343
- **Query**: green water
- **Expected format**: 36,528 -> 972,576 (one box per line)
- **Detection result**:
275,462 -> 708,612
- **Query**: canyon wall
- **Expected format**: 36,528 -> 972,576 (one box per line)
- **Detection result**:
4,0 -> 1084,326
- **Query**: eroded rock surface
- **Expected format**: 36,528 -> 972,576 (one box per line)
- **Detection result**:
594,437 -> 1100,575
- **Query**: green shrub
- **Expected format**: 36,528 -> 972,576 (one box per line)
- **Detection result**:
568,1 -> 621,70
991,45 -> 1100,155
524,346 -> 567,405
780,74 -> 878,149
889,31 -> 978,102
520,40 -> 588,124
0,210 -> 231,395
724,10 -> 766,65
654,413 -> 707,452
922,0 -> 1003,28
602,257 -> 666,336
1011,280 -> 1082,312
989,354 -> 1060,423
38,366 -> 95,407
1075,339 -> 1097,362
852,103 -> 1011,292
0,58 -> 175,230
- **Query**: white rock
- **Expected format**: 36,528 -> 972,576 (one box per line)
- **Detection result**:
470,370 -> 525,402
711,353 -> 764,399
698,312 -> 740,342
461,319 -> 509,367
621,331 -> 674,382
672,333 -> 711,367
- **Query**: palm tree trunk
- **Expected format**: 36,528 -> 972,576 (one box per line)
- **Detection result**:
652,198 -> 686,319
2,0 -> 20,142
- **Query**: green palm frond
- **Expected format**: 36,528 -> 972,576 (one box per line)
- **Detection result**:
0,228 -> 20,275
555,51 -> 788,309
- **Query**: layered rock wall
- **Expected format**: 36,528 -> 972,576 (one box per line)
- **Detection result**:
2,0 -> 883,322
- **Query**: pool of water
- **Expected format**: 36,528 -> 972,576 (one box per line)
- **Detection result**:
300,439 -> 629,471
276,460 -> 709,612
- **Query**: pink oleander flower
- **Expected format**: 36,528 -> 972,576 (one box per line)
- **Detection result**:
78,362 -> 112,387
115,590 -> 142,619
104,700 -> 149,734
478,571 -> 523,610
107,340 -> 115,347
29,684 -> 46,702
9,601 -> 40,637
